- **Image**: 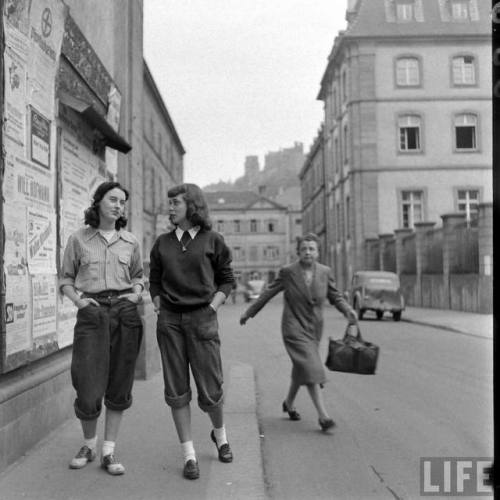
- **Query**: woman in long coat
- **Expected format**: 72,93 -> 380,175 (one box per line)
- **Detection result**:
240,233 -> 357,431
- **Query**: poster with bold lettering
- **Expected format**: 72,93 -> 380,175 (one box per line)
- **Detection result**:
3,0 -> 30,53
27,0 -> 65,118
31,274 -> 57,340
27,207 -> 57,274
2,153 -> 53,207
5,274 -> 31,355
3,203 -> 28,277
30,107 -> 51,169
3,45 -> 27,152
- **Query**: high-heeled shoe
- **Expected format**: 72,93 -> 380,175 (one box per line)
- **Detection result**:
319,418 -> 336,432
282,401 -> 301,421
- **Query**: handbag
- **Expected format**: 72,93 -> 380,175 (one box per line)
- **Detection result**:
325,325 -> 379,375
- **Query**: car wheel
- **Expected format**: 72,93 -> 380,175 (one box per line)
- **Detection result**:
354,300 -> 364,320
376,310 -> 383,320
393,311 -> 402,321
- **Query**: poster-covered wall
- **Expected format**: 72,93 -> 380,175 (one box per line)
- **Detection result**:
1,0 -> 114,373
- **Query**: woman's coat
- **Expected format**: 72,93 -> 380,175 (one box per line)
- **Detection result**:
244,261 -> 352,385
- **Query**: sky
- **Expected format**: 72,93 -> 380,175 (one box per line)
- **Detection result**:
143,1 -> 348,188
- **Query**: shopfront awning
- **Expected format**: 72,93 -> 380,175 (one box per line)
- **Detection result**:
58,91 -> 132,153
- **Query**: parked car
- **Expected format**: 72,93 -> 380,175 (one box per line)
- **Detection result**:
350,271 -> 405,321
244,279 -> 266,302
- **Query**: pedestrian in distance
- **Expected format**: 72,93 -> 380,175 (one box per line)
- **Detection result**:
60,181 -> 144,475
149,183 -> 235,480
239,232 -> 358,431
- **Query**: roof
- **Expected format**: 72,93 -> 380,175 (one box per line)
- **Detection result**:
318,0 -> 491,99
345,0 -> 490,39
204,191 -> 287,211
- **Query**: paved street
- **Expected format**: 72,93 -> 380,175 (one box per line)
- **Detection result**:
0,300 -> 493,500
221,299 -> 493,500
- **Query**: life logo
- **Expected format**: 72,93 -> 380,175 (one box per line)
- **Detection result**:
40,7 -> 52,38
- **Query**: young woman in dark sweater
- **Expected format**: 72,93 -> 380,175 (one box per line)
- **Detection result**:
149,183 -> 235,480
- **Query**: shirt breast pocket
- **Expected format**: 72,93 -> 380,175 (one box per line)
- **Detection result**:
79,256 -> 100,282
117,253 -> 131,281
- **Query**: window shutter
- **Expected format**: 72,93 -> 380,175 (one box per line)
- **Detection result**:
469,0 -> 479,21
414,0 -> 424,21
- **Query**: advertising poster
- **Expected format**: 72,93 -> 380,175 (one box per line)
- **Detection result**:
27,0 -> 65,118
5,274 -> 31,356
3,203 -> 28,277
32,274 -> 57,341
2,153 -> 53,207
27,207 -> 57,274
60,130 -> 105,246
30,107 -> 51,168
56,295 -> 76,348
3,45 -> 27,152
3,0 -> 30,54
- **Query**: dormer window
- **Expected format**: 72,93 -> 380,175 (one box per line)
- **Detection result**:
451,0 -> 469,20
396,0 -> 415,21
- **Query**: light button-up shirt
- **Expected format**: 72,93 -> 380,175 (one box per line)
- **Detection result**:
59,226 -> 144,294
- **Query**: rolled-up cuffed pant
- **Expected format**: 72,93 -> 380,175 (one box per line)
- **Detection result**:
71,298 -> 143,420
156,305 -> 224,411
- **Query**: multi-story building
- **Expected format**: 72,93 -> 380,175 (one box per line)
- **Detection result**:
142,62 -> 185,255
316,0 -> 492,290
205,191 -> 289,285
299,126 -> 328,259
0,0 -> 183,471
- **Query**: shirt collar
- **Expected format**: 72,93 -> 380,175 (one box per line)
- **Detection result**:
175,226 -> 200,241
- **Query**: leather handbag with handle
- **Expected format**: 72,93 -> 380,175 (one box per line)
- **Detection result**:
325,325 -> 379,375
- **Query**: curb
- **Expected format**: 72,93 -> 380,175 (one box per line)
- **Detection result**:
205,362 -> 267,499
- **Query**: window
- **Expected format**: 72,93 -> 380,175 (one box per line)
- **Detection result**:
232,246 -> 245,260
216,220 -> 224,233
267,221 -> 275,232
342,71 -> 347,102
457,189 -> 479,221
234,220 -> 241,232
295,218 -> 302,225
336,202 -> 342,241
263,246 -> 279,260
401,190 -> 423,228
250,219 -> 258,232
334,137 -> 339,173
451,0 -> 469,20
452,56 -> 476,85
396,57 -> 420,86
333,88 -> 337,116
455,114 -> 477,150
346,196 -> 351,239
343,124 -> 349,163
398,115 -> 421,151
396,0 -> 415,21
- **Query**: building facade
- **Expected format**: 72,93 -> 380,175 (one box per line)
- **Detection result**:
0,0 -> 183,471
205,191 -> 289,285
299,126 -> 328,261
142,62 -> 185,256
316,0 -> 492,291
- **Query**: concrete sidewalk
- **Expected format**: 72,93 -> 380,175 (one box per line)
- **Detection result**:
0,362 -> 266,500
403,306 -> 493,339
0,306 -> 492,500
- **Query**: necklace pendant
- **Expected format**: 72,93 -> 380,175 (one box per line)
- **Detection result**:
182,246 -> 186,252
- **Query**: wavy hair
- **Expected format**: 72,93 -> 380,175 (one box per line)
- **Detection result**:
168,183 -> 212,230
84,181 -> 129,229
296,232 -> 320,254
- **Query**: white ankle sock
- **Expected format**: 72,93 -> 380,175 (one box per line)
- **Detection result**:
102,440 -> 115,457
213,426 -> 228,446
84,436 -> 97,450
181,440 -> 196,463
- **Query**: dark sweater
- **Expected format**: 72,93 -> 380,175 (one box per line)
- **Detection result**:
149,229 -> 235,311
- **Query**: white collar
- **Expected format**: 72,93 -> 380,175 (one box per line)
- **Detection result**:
175,226 -> 200,241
